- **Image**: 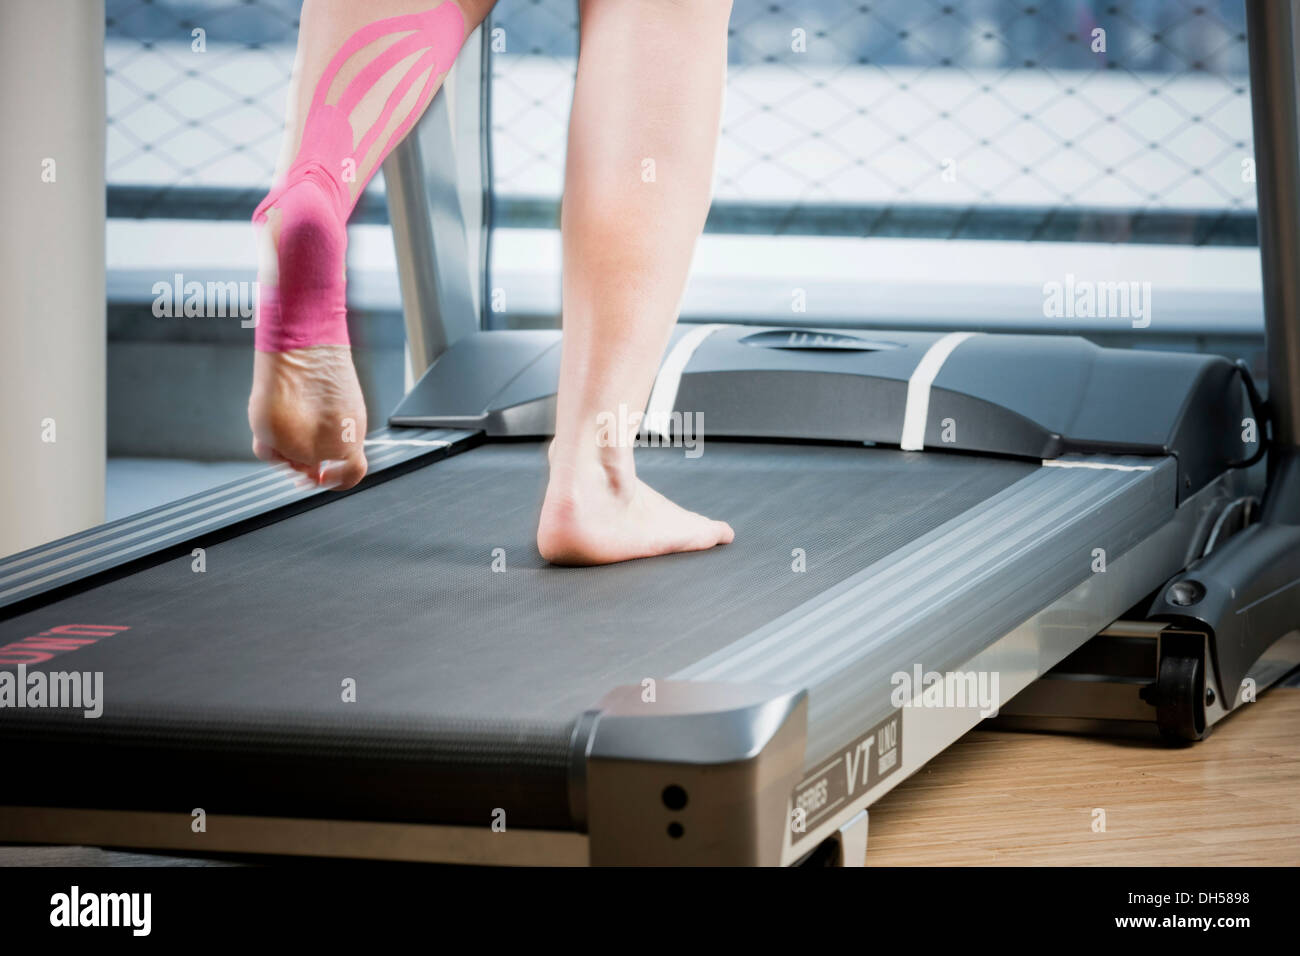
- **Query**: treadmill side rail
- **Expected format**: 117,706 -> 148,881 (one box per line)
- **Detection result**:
580,681 -> 807,866
0,427 -> 479,614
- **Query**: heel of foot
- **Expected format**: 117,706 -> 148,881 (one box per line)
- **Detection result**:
254,179 -> 350,352
275,179 -> 346,263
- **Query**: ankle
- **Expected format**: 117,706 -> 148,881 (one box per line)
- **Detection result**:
252,178 -> 350,352
546,438 -> 636,498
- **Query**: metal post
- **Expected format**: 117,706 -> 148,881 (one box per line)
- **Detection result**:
1246,1 -> 1300,521
1246,1 -> 1300,450
383,24 -> 488,386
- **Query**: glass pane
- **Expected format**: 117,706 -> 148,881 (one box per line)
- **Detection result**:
486,0 -> 1263,372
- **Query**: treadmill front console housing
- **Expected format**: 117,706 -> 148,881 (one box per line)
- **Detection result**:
391,326 -> 1251,502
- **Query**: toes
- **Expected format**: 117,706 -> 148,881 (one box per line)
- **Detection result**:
251,438 -> 285,464
319,452 -> 368,491
675,516 -> 734,554
691,520 -> 733,552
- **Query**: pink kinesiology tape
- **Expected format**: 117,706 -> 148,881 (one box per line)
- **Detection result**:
253,3 -> 466,351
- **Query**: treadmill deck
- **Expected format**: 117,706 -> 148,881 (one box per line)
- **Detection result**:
0,441 -> 1033,826
1,442 -> 1034,721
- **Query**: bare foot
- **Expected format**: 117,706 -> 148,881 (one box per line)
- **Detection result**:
248,348 -> 369,489
537,452 -> 735,565
247,210 -> 368,489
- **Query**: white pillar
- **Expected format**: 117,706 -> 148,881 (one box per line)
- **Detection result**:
0,0 -> 107,557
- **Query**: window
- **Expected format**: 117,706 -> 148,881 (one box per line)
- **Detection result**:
487,0 -> 1263,371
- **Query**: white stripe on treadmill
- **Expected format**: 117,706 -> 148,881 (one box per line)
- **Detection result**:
363,438 -> 451,447
1043,460 -> 1153,472
900,332 -> 976,451
644,323 -> 729,438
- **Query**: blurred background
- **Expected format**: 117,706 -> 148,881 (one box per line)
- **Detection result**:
100,0 -> 1262,515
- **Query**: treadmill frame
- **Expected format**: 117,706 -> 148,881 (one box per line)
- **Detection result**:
4,1 -> 1300,868
0,455 -> 1229,866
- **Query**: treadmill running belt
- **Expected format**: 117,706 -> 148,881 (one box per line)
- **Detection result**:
0,442 -> 1033,828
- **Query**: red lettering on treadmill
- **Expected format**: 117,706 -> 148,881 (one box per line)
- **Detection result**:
0,624 -> 129,665
0,648 -> 54,664
13,637 -> 96,652
45,624 -> 128,637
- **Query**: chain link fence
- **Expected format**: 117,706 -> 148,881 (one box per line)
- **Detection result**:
108,0 -> 1257,240
107,0 -> 379,222
490,0 -> 1257,244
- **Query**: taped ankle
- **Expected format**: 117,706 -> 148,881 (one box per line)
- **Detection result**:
253,3 -> 466,351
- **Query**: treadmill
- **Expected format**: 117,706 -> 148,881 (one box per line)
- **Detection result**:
2,4 -> 1299,868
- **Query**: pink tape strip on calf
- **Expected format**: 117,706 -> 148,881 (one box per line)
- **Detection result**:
253,3 -> 466,351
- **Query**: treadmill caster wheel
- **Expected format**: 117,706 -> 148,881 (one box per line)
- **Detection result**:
794,809 -> 869,866
794,837 -> 842,867
1140,648 -> 1208,744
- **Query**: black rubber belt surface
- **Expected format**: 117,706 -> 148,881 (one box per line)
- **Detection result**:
0,441 -> 1033,828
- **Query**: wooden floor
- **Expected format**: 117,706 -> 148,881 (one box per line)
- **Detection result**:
865,688 -> 1300,866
